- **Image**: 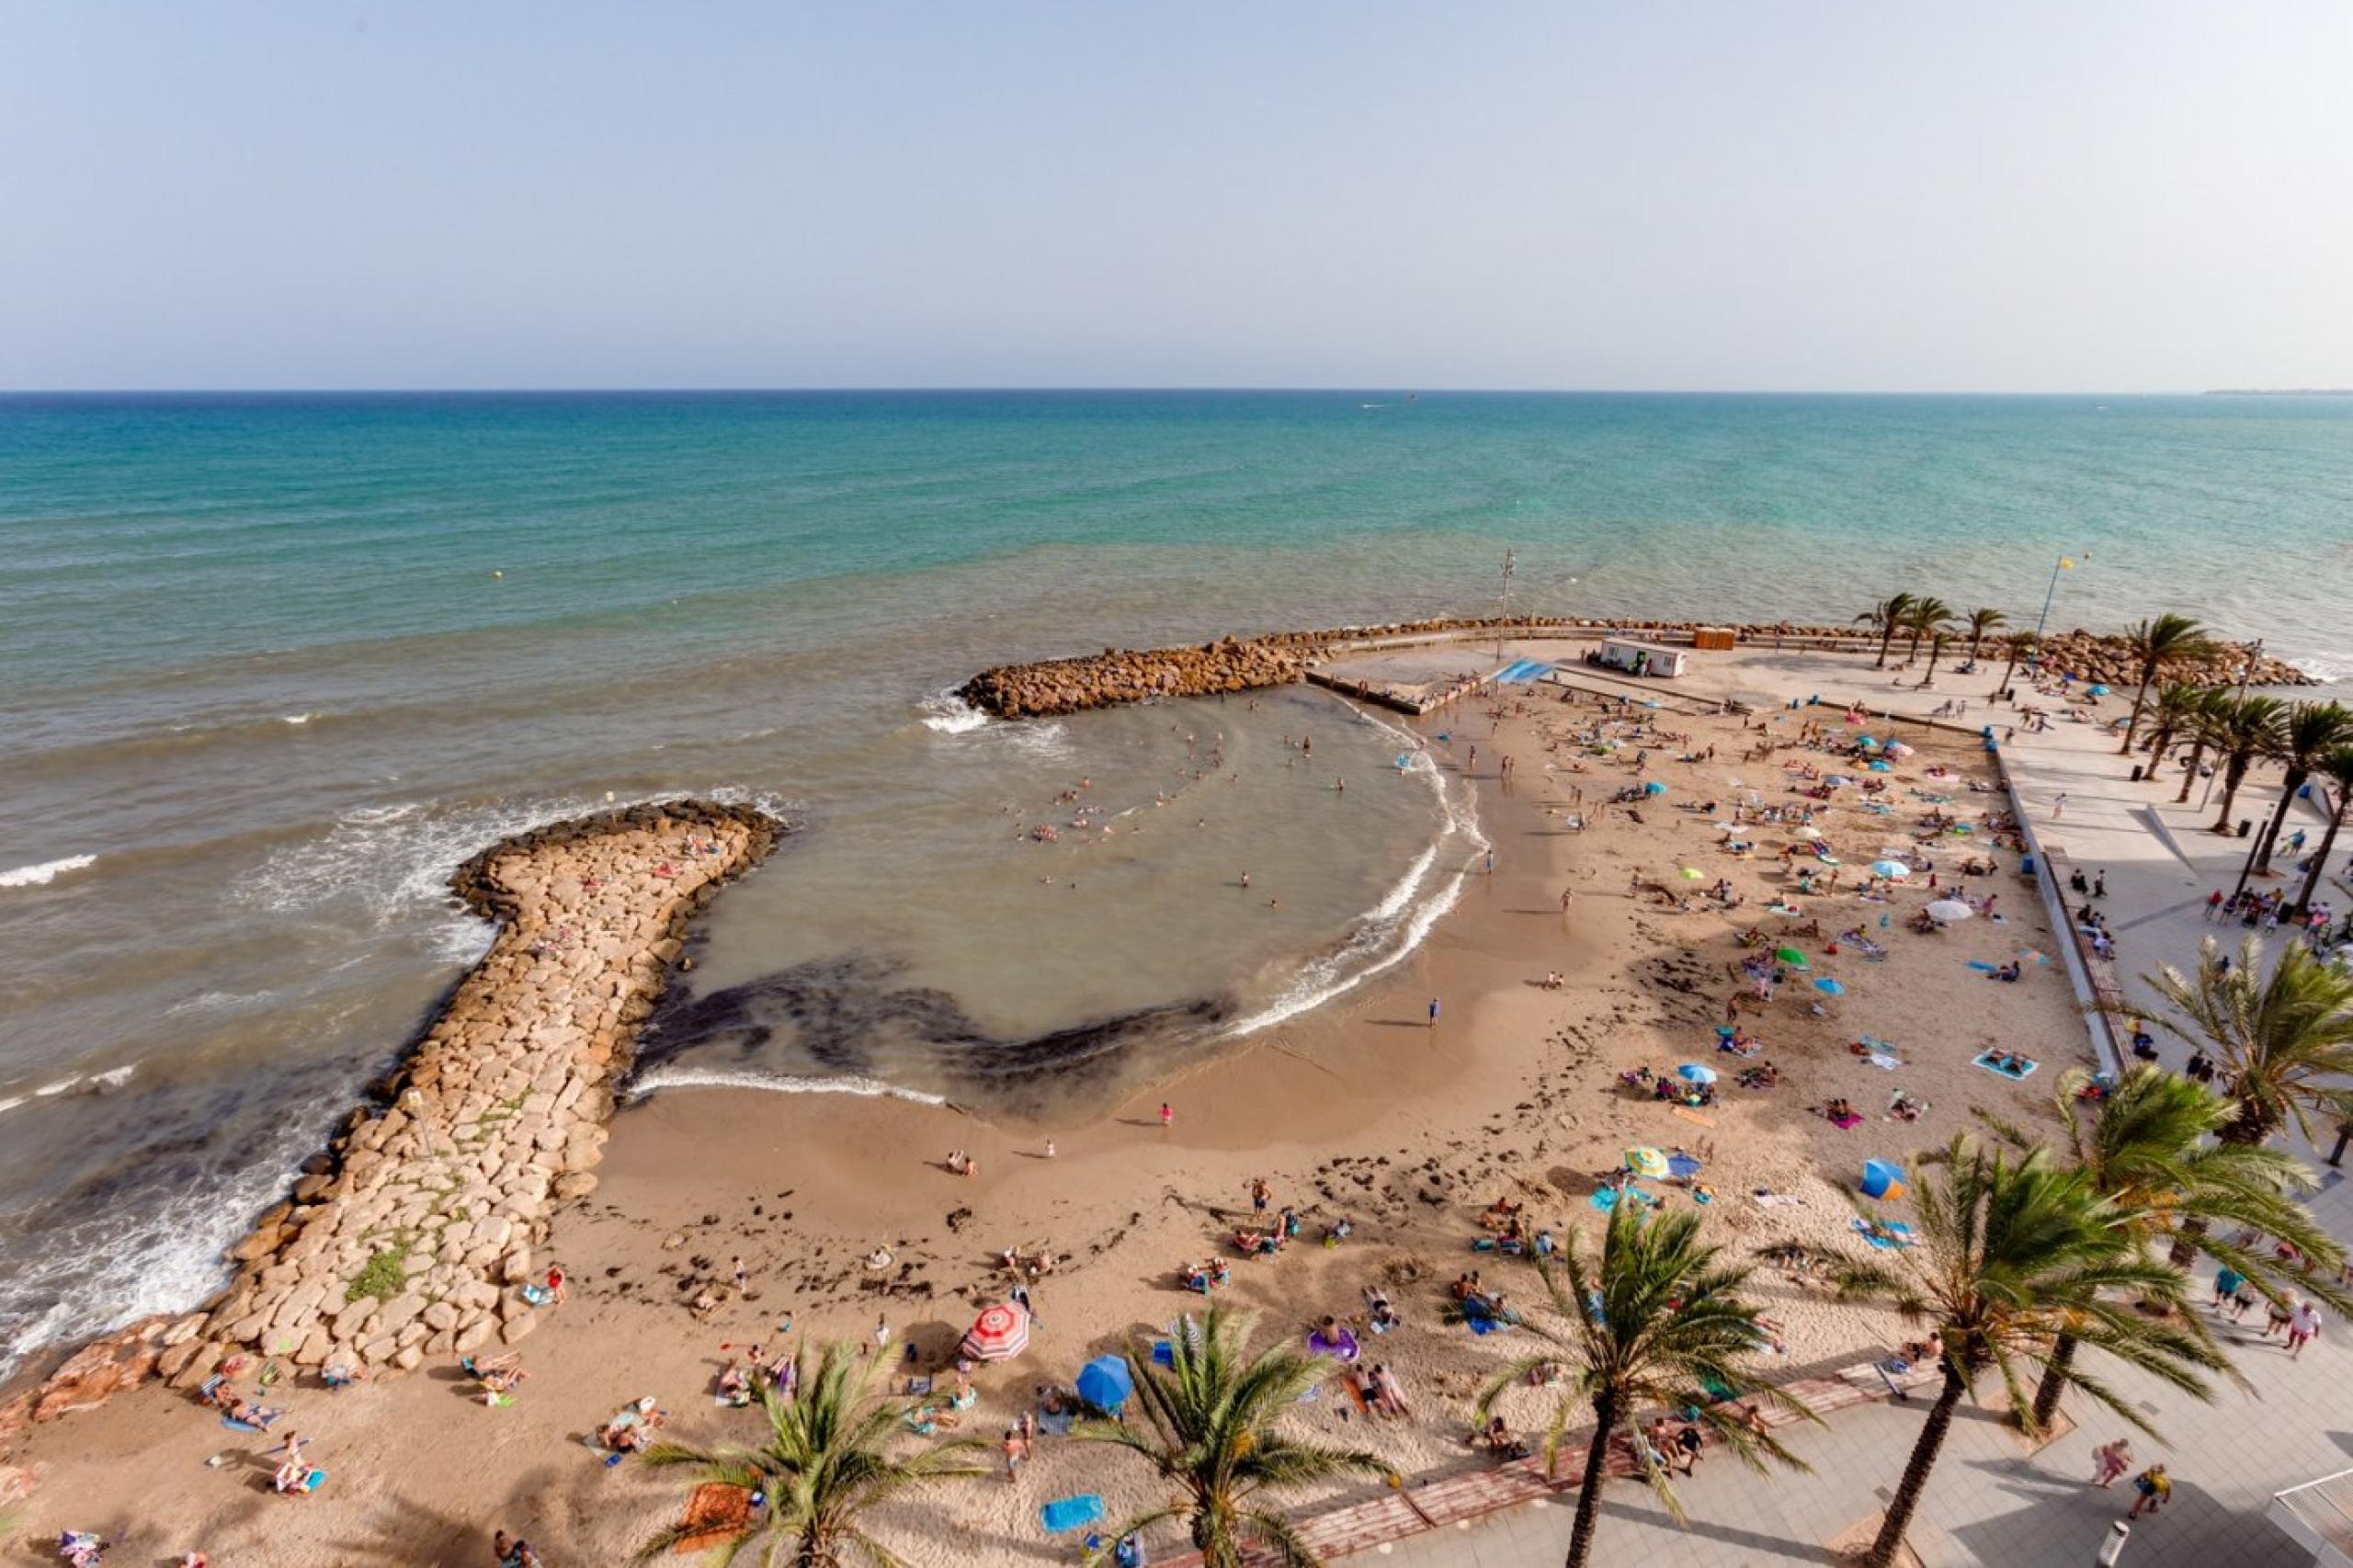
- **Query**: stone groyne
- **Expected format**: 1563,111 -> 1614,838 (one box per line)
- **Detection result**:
2028,628 -> 2313,689
2,800 -> 781,1442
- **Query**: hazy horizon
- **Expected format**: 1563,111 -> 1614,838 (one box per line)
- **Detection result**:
6,2 -> 2348,393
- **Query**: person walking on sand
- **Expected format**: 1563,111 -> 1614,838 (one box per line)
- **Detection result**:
870,1312 -> 892,1357
1427,997 -> 1440,1030
1159,1102 -> 1174,1131
2052,793 -> 2067,820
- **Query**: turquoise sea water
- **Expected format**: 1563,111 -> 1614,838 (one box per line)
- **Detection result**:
2,390 -> 2349,1375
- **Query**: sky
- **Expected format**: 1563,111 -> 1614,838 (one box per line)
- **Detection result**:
3,3 -> 2348,392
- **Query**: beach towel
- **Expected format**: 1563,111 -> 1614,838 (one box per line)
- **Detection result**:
1863,1053 -> 1903,1070
1851,1220 -> 1915,1250
1974,1052 -> 2039,1081
1038,1407 -> 1074,1437
1749,1191 -> 1803,1209
1588,1187 -> 1620,1212
1966,960 -> 1997,972
1830,1112 -> 1863,1130
1672,1107 -> 1716,1129
222,1414 -> 269,1434
1040,1495 -> 1107,1536
674,1484 -> 754,1553
1151,1340 -> 1174,1367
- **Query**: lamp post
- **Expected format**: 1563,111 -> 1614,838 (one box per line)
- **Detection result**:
2026,552 -> 2088,673
1496,547 -> 1516,661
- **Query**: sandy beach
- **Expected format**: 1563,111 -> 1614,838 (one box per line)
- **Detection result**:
0,642 -> 2103,1565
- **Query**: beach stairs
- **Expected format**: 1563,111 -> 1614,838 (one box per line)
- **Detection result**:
1154,1355 -> 1943,1565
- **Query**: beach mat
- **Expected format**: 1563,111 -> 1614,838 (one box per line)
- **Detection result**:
1973,1053 -> 2039,1081
675,1483 -> 754,1553
1672,1107 -> 1716,1129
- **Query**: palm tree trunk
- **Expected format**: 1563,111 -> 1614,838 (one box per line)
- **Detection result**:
1565,1392 -> 1618,1568
1997,642 -> 2024,697
2029,1334 -> 2075,1430
2214,756 -> 2253,833
2252,768 -> 2307,875
2175,738 -> 2208,803
2120,665 -> 2154,754
1867,1368 -> 1967,1568
1919,636 -> 1945,688
1876,627 -> 1896,669
2297,787 -> 2348,913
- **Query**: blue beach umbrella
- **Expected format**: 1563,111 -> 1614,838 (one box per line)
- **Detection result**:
1076,1355 -> 1135,1412
1666,1152 -> 1704,1180
1643,780 -> 1668,796
1871,860 -> 1910,879
1677,1062 -> 1718,1085
1813,976 -> 1847,995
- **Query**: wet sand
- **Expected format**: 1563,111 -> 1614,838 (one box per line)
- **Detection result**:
1,646 -> 2095,1566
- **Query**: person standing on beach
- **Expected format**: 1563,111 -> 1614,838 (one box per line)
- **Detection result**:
2052,793 -> 2067,819
1159,1102 -> 1174,1131
1427,997 -> 1441,1030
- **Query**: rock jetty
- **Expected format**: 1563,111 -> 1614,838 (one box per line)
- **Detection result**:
960,637 -> 1305,718
2026,628 -> 2312,688
1,800 -> 780,1447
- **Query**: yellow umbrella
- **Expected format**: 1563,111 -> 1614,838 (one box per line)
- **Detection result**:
1624,1147 -> 1670,1179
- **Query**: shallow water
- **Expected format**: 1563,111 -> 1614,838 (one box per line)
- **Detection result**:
3,388 -> 2349,1376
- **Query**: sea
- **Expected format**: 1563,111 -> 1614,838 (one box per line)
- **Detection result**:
4,389 -> 2350,1379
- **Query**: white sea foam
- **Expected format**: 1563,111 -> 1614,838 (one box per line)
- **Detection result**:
2290,655 -> 2352,686
1222,703 -> 1489,1038
32,1077 -> 79,1098
280,713 -> 313,725
0,1097 -> 21,1116
89,1064 -> 137,1091
0,853 -> 97,889
919,691 -> 991,735
631,1064 -> 949,1107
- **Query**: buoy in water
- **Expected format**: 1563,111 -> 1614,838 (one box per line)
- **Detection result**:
492,569 -> 505,579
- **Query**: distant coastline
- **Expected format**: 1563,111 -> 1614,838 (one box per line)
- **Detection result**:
2202,388 -> 2353,397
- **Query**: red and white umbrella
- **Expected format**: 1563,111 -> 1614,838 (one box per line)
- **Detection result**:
961,1301 -> 1031,1362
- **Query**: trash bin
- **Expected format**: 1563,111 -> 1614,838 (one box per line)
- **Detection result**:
2130,765 -> 2143,782
2238,820 -> 2253,838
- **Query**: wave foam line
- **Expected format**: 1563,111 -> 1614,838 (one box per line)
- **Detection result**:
1,853 -> 97,889
919,690 -> 990,735
630,1065 -> 949,1108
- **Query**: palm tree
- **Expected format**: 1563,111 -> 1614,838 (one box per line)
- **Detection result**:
2295,744 -> 2353,913
1856,593 -> 1917,669
2173,687 -> 2234,804
1473,1202 -> 1813,1568
2119,614 -> 2218,756
1916,631 -> 1950,688
1960,607 -> 2008,670
1995,630 -> 2037,699
2208,695 -> 2288,834
2137,683 -> 2208,783
1981,1065 -> 2345,1427
2250,701 -> 2353,875
632,1342 -> 984,1564
1078,1306 -> 1396,1567
2141,937 -> 2353,1152
1835,1135 -> 2224,1568
1902,597 -> 1955,664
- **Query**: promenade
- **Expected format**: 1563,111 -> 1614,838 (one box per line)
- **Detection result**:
1379,643 -> 2351,1566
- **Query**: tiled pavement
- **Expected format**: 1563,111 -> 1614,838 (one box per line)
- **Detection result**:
1350,649 -> 2353,1566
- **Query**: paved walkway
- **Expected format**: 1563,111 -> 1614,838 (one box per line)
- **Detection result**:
1317,645 -> 2353,1566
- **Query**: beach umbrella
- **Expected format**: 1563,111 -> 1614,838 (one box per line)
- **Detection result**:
1856,734 -> 1880,748
1075,1354 -> 1134,1412
1860,1160 -> 1907,1200
1774,947 -> 1809,968
1884,743 -> 1914,759
2087,684 -> 2110,698
1666,1152 -> 1704,1180
1794,826 -> 1824,840
960,1301 -> 1031,1362
1677,1062 -> 1717,1085
1678,867 -> 1705,881
1868,761 -> 1892,772
1824,774 -> 1853,787
1643,781 -> 1667,796
1624,1147 -> 1671,1180
1813,976 -> 1847,995
1927,899 -> 1973,923
1871,860 -> 1911,879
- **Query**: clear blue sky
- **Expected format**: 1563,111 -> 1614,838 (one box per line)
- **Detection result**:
5,3 -> 2347,391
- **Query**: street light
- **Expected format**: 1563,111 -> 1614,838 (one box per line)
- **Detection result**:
2026,552 -> 2090,672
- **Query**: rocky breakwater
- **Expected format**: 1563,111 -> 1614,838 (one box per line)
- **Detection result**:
2029,628 -> 2314,688
3,800 -> 781,1449
960,636 -> 1304,718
